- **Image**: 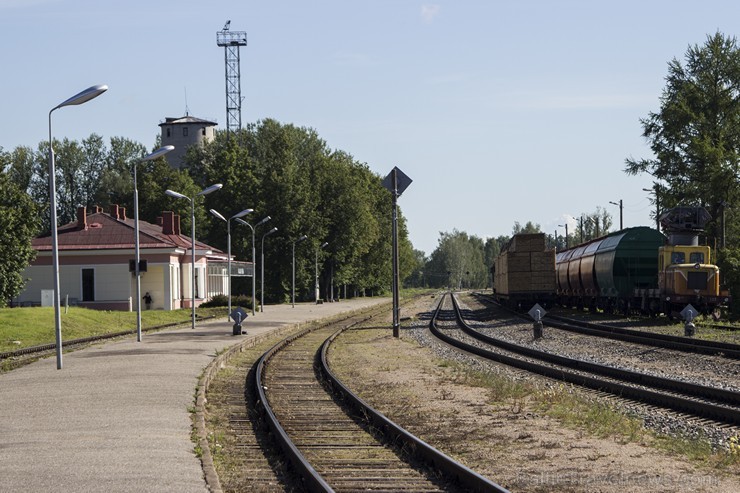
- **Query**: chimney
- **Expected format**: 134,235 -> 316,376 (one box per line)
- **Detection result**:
174,215 -> 181,236
93,205 -> 103,214
120,207 -> 127,220
110,204 -> 120,220
76,206 -> 87,230
156,216 -> 163,226
162,211 -> 175,235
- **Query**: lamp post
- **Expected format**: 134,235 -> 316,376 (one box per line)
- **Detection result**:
48,84 -> 108,369
609,199 -> 623,230
261,227 -> 278,312
165,184 -> 222,329
134,145 -> 174,343
209,207 -> 253,319
558,223 -> 569,249
315,242 -> 328,303
643,186 -> 660,231
292,235 -> 308,307
235,216 -> 271,315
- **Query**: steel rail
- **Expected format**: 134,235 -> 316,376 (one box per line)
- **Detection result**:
431,293 -> 740,425
320,323 -> 509,493
453,296 -> 740,406
254,325 -> 334,492
544,313 -> 740,359
254,304 -> 510,492
476,293 -> 740,359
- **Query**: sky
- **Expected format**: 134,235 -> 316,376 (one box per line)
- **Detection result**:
2,0 -> 739,256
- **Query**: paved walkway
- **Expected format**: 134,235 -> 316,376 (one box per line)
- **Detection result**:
0,298 -> 389,492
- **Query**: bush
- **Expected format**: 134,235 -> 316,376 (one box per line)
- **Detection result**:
201,294 -> 254,310
200,295 -> 228,308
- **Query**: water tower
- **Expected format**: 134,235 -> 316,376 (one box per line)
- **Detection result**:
216,20 -> 247,136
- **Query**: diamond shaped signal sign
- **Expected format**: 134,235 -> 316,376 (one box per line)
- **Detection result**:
528,303 -> 546,321
382,167 -> 412,197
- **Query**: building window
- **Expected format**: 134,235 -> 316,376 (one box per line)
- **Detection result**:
201,127 -> 206,136
82,268 -> 95,301
166,128 -> 171,138
183,127 -> 189,137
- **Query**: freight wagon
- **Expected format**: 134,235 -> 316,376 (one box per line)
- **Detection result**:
492,233 -> 556,310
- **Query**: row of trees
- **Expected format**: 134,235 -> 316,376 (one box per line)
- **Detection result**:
409,209 -> 613,291
0,119 -> 414,306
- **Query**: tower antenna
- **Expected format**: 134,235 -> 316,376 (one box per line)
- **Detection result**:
216,20 -> 247,137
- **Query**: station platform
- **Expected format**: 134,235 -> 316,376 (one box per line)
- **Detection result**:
0,298 -> 389,492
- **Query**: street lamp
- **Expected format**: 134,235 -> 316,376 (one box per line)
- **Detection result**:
558,223 -> 569,249
292,235 -> 308,307
165,183 -> 223,329
209,207 -> 253,319
260,227 -> 278,312
315,241 -> 328,303
609,199 -> 623,230
235,216 -> 271,315
643,186 -> 660,231
134,145 -> 174,343
48,84 -> 108,369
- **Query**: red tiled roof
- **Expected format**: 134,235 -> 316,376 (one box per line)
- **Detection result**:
33,211 -> 223,253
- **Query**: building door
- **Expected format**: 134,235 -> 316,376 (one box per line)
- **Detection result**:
82,268 -> 95,301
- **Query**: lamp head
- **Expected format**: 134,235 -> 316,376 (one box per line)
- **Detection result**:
256,215 -> 271,227
209,209 -> 227,222
198,183 -> 223,196
165,189 -> 189,201
56,84 -> 108,109
143,145 -> 175,162
233,208 -> 253,219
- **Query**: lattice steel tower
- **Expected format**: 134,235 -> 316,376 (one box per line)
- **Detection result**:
216,20 -> 247,135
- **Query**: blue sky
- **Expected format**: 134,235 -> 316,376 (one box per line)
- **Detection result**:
2,1 -> 738,255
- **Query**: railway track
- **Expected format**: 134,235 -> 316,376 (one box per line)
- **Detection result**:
475,293 -> 740,359
254,309 -> 507,492
432,293 -> 740,426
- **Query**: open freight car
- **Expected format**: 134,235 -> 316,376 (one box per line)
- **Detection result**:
493,233 -> 556,310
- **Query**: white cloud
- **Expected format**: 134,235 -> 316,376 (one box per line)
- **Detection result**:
420,4 -> 441,24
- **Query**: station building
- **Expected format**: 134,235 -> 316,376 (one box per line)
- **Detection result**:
15,205 -> 247,311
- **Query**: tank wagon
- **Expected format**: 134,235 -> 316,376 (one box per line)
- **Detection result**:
492,233 -> 556,310
556,227 -> 665,314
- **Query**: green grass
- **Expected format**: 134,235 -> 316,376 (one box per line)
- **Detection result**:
0,306 -> 225,352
